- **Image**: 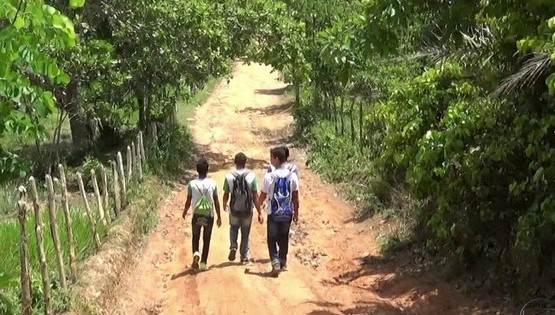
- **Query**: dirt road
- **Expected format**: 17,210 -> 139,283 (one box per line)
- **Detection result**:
108,61 -> 510,315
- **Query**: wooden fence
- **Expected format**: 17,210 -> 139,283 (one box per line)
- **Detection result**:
15,131 -> 148,315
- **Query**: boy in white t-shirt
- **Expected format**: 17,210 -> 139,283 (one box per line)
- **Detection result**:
259,147 -> 300,277
266,146 -> 300,181
182,158 -> 222,271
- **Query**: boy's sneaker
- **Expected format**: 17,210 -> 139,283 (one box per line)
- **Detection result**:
192,252 -> 201,270
199,262 -> 208,271
241,257 -> 250,265
281,264 -> 288,271
228,248 -> 237,261
270,262 -> 281,278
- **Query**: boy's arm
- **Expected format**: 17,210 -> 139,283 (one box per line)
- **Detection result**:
182,184 -> 192,219
213,187 -> 221,218
258,174 -> 270,212
251,177 -> 262,216
292,191 -> 299,220
222,178 -> 230,211
292,175 -> 300,222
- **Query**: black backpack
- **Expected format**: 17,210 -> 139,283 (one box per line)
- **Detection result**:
230,171 -> 254,217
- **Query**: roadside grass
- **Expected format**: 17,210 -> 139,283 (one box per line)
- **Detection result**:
0,205 -> 104,314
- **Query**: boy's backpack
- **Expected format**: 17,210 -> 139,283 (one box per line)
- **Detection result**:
270,172 -> 294,222
194,184 -> 213,216
230,171 -> 253,217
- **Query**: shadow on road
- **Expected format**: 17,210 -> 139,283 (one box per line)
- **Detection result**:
254,86 -> 291,96
239,101 -> 293,116
303,300 -> 403,315
171,269 -> 200,279
243,269 -> 276,278
188,144 -> 270,173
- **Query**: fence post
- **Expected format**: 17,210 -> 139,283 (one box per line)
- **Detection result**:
90,169 -> 107,226
117,152 -> 127,206
76,173 -> 102,249
135,137 -> 143,180
139,131 -> 146,162
131,141 -> 137,175
45,175 -> 67,291
29,177 -> 53,315
111,160 -> 121,216
58,164 -> 77,281
100,165 -> 109,215
17,186 -> 32,315
126,145 -> 132,183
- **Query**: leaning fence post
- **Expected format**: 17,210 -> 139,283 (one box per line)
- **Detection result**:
117,152 -> 127,206
100,165 -> 109,212
90,169 -> 107,226
77,173 -> 101,249
29,177 -> 53,315
46,175 -> 67,291
100,165 -> 111,223
17,186 -> 32,315
111,161 -> 121,216
58,164 -> 77,280
126,145 -> 132,183
135,136 -> 143,180
131,141 -> 137,175
139,131 -> 146,162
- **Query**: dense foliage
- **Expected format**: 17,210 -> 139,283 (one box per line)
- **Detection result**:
241,0 -> 555,298
0,0 -> 248,181
4,0 -> 555,304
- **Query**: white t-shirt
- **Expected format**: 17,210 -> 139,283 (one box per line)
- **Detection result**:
188,177 -> 218,217
267,162 -> 300,183
261,168 -> 299,212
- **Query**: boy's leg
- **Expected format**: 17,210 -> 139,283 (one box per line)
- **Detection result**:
191,214 -> 202,269
239,216 -> 252,262
267,216 -> 281,274
228,213 -> 240,261
200,216 -> 215,265
277,218 -> 292,269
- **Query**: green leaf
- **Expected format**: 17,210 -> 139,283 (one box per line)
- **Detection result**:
57,72 -> 71,85
69,0 -> 86,9
13,16 -> 25,29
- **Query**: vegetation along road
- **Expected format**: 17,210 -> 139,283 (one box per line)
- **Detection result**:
1,0 -> 554,314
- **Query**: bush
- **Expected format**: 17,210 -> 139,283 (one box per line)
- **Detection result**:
148,124 -> 193,177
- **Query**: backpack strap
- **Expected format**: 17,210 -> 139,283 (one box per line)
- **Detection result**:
195,183 -> 210,198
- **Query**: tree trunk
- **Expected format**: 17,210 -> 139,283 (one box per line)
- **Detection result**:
332,95 -> 338,134
64,81 -> 92,149
350,98 -> 356,144
340,93 -> 345,136
359,100 -> 364,153
137,89 -> 145,131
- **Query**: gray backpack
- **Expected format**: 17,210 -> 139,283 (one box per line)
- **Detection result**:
230,172 -> 253,217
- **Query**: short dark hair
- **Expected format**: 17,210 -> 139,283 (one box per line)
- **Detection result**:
280,146 -> 290,159
270,147 -> 287,164
196,158 -> 209,176
234,152 -> 247,168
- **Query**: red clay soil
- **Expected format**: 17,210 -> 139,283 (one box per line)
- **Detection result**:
106,61 -> 514,315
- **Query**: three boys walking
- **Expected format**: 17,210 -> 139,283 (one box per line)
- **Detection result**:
181,146 -> 300,277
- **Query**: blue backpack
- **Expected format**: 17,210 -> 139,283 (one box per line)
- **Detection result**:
270,173 -> 294,222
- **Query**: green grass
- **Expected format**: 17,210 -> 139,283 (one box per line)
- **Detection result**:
0,185 -> 18,217
0,109 -> 72,151
0,204 -> 106,314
